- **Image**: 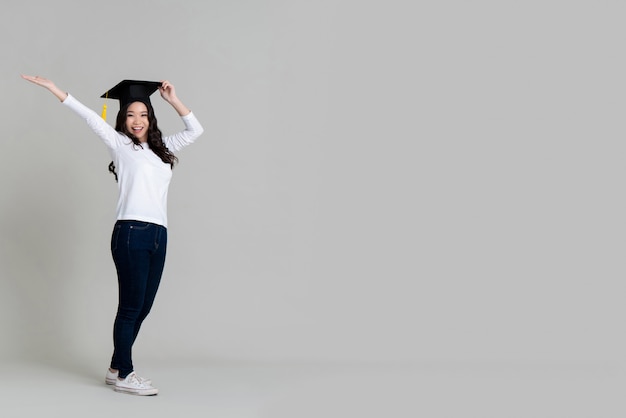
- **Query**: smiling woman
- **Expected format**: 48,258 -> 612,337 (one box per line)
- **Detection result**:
125,102 -> 150,142
20,74 -> 204,396
104,80 -> 181,183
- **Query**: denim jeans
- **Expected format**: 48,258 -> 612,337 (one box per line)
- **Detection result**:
109,220 -> 167,378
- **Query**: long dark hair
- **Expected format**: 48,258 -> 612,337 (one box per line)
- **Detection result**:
108,100 -> 178,181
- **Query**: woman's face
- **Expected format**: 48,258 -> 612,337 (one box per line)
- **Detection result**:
125,101 -> 149,142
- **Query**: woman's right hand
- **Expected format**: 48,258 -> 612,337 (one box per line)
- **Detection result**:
21,75 -> 68,101
21,74 -> 56,89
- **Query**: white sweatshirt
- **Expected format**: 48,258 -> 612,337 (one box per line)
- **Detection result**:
63,94 -> 204,227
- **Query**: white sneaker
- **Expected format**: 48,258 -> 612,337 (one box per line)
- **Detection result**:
114,372 -> 158,396
106,369 -> 152,386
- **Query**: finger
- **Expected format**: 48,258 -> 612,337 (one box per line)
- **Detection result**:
21,75 -> 41,84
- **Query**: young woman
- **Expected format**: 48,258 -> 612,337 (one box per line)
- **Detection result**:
21,75 -> 204,396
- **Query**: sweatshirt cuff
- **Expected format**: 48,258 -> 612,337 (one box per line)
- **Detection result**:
62,93 -> 74,105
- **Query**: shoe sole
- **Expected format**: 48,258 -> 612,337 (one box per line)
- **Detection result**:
114,386 -> 158,396
107,378 -> 152,386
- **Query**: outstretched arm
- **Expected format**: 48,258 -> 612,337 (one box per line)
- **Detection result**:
158,80 -> 191,116
21,75 -> 68,102
21,74 -> 124,149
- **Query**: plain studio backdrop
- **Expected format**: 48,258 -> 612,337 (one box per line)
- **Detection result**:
1,0 -> 625,383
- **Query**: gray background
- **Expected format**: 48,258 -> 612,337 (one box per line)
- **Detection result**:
1,0 -> 624,374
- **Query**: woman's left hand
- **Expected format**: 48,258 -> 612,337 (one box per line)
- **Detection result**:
158,79 -> 190,116
159,80 -> 177,103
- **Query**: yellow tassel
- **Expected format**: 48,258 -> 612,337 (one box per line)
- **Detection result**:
102,90 -> 109,120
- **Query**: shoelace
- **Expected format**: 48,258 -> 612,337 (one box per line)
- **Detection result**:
118,371 -> 151,387
127,373 -> 146,387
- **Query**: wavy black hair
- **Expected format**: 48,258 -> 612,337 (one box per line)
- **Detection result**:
108,100 -> 178,181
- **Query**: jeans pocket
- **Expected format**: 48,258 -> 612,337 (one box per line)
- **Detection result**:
128,222 -> 155,250
129,222 -> 151,231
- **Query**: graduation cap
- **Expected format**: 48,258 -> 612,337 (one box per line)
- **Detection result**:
100,80 -> 162,120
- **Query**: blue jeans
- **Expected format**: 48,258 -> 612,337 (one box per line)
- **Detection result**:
109,220 -> 167,378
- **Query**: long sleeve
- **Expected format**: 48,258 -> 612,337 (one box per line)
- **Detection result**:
62,94 -> 126,149
162,112 -> 204,152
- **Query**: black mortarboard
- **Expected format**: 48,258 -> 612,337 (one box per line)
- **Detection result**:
101,80 -> 162,108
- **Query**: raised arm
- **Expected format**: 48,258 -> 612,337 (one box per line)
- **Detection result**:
21,74 -> 124,149
21,75 -> 68,102
158,80 -> 191,116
